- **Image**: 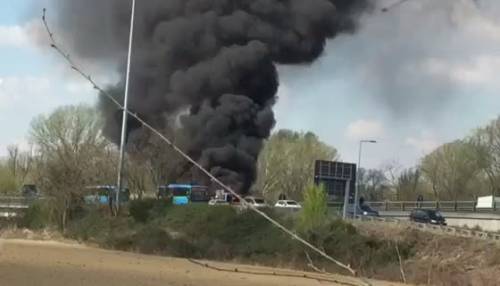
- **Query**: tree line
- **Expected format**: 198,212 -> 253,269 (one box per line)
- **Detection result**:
2,103 -> 500,218
356,118 -> 500,202
0,104 -> 337,225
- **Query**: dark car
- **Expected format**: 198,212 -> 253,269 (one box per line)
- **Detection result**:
347,204 -> 379,217
409,209 -> 446,225
359,204 -> 379,217
21,184 -> 39,198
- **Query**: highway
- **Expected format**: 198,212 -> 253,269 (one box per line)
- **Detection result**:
3,195 -> 500,231
378,211 -> 500,232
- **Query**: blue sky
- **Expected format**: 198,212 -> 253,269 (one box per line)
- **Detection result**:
0,0 -> 98,154
1,0 -> 500,172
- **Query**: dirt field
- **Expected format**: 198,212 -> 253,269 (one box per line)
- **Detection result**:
0,239 -> 405,286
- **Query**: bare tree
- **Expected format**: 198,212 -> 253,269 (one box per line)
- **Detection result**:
420,153 -> 441,199
396,168 -> 421,201
125,157 -> 154,200
7,145 -> 19,179
126,128 -> 185,196
30,104 -> 115,229
358,168 -> 390,201
255,130 -> 338,201
7,144 -> 35,188
0,161 -> 17,195
470,119 -> 500,198
421,140 -> 483,201
380,161 -> 403,200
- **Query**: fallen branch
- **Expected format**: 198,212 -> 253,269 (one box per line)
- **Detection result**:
395,242 -> 407,284
188,259 -> 365,286
305,251 -> 328,274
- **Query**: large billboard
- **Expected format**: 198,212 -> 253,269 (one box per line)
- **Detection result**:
314,160 -> 356,202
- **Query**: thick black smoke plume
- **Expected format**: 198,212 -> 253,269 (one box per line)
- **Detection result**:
45,0 -> 368,193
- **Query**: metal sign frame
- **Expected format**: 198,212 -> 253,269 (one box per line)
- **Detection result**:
314,160 -> 357,219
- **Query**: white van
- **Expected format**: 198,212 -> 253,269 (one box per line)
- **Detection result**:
476,196 -> 500,209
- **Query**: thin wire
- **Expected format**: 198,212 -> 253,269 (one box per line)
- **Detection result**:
381,0 -> 413,12
41,8 -> 370,284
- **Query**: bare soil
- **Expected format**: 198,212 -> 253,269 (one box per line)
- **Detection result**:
0,239 -> 405,286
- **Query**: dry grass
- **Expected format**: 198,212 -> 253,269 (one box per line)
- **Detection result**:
354,220 -> 500,285
0,226 -> 65,242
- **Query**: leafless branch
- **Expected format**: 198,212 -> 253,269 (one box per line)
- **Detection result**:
395,242 -> 407,284
305,251 -> 328,274
188,259 -> 365,286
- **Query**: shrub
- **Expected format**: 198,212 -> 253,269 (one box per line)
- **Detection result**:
298,184 -> 328,233
62,202 -> 416,277
20,201 -> 53,230
65,207 -> 122,243
304,219 -> 413,274
133,225 -> 171,254
128,198 -> 157,223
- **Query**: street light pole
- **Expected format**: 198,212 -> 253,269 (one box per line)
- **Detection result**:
354,139 -> 377,217
116,0 -> 136,214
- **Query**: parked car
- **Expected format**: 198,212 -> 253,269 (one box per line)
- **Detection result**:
243,196 -> 268,208
409,209 -> 446,225
208,199 -> 230,206
274,200 -> 301,209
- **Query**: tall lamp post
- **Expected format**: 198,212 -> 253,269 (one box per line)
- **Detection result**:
116,0 -> 136,214
354,140 -> 377,217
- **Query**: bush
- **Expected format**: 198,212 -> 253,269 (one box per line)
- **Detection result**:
132,224 -> 170,254
20,201 -> 53,230
298,184 -> 328,233
62,202 -> 416,277
0,164 -> 18,195
128,198 -> 172,223
302,219 -> 413,275
65,207 -> 129,243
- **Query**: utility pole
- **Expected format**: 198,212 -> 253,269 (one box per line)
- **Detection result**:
354,140 -> 377,217
116,0 -> 136,214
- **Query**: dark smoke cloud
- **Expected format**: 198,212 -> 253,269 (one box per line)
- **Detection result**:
42,0 -> 368,192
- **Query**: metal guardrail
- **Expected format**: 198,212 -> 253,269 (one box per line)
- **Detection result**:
353,215 -> 500,242
0,196 -> 48,220
328,200 -> 489,213
0,196 -> 40,210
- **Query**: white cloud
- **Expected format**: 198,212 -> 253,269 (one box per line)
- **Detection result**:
277,84 -> 291,104
65,80 -> 95,95
405,136 -> 440,154
346,119 -> 384,141
423,55 -> 500,86
0,74 -> 97,158
0,76 -> 52,110
0,21 -> 44,48
0,25 -> 29,47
